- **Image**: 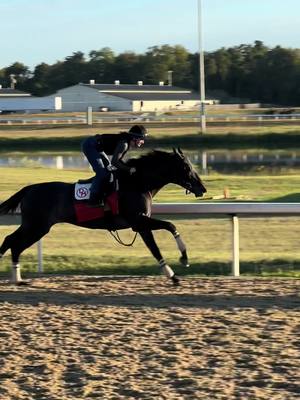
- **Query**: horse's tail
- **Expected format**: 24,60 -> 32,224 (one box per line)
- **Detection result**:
0,186 -> 32,215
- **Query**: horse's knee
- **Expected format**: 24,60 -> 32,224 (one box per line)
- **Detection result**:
166,221 -> 177,236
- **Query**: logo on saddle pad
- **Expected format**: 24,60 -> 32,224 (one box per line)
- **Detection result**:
75,183 -> 91,200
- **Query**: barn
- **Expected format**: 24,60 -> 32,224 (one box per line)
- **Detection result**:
54,81 -> 202,112
0,87 -> 31,98
0,86 -> 61,113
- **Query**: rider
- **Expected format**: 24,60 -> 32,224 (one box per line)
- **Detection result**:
81,124 -> 148,206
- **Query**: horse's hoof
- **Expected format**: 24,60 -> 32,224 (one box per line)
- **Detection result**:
179,256 -> 190,268
171,275 -> 180,286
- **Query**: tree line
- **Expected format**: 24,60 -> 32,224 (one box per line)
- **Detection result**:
1,41 -> 300,106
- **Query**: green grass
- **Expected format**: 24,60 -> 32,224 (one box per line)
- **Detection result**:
1,123 -> 300,151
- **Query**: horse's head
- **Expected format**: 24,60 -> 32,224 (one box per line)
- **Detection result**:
123,149 -> 206,197
172,148 -> 207,197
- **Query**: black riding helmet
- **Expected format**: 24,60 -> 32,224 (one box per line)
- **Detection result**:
128,125 -> 148,139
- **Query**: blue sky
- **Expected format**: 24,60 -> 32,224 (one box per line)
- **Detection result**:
1,0 -> 299,70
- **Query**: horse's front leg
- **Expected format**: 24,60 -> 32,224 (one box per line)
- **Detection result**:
139,230 -> 180,286
173,231 -> 190,268
134,215 -> 190,268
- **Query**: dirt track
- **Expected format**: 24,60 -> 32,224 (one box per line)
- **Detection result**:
0,276 -> 299,400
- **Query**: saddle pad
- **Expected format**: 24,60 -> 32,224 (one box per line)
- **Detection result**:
75,183 -> 91,200
74,192 -> 119,223
74,203 -> 105,223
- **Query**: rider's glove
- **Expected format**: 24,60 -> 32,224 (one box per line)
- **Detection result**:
129,167 -> 136,175
107,165 -> 117,171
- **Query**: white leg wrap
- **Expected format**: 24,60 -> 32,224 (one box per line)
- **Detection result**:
159,260 -> 175,278
11,263 -> 22,283
163,265 -> 175,278
174,233 -> 186,253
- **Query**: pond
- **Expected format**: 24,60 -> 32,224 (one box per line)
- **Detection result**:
1,150 -> 300,175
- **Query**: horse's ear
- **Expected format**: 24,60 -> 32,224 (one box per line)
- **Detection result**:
174,147 -> 184,159
173,147 -> 179,156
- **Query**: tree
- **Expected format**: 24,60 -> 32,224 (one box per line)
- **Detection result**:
24,63 -> 52,95
142,45 -> 192,86
113,52 -> 141,84
3,62 -> 31,89
262,46 -> 300,105
88,47 -> 116,83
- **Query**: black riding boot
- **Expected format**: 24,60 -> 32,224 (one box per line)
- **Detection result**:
87,192 -> 101,207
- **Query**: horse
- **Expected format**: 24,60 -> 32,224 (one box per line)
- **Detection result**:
0,148 -> 206,286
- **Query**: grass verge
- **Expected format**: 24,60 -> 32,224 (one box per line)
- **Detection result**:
1,125 -> 300,151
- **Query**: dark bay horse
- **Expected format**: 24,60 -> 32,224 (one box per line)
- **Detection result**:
0,148 -> 206,285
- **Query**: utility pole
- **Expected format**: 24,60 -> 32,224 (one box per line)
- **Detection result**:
198,0 -> 206,134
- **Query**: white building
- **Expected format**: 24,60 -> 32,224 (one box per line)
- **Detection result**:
0,86 -> 61,113
54,81 -> 203,112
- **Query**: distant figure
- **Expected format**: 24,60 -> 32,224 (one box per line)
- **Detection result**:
81,125 -> 148,206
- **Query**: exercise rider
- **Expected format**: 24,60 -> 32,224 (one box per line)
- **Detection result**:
81,125 -> 148,206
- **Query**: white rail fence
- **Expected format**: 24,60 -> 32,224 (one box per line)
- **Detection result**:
153,202 -> 300,276
1,202 -> 300,277
1,113 -> 300,126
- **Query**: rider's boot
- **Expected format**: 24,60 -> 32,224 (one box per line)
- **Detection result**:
87,192 -> 101,207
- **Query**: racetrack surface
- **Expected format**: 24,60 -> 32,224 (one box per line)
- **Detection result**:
0,276 -> 299,400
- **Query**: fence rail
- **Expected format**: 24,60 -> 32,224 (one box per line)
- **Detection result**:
1,113 -> 300,126
1,202 -> 300,276
152,202 -> 300,276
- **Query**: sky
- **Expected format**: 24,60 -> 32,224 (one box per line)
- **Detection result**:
1,0 -> 299,70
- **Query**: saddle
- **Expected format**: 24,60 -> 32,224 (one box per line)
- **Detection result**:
74,178 -> 119,223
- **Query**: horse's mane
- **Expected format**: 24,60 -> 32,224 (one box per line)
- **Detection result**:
127,150 -> 174,169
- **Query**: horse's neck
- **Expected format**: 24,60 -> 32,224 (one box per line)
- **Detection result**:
137,172 -> 169,194
119,159 -> 172,193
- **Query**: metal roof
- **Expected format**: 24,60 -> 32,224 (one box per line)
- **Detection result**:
0,88 -> 31,96
105,92 -> 200,101
80,83 -> 192,93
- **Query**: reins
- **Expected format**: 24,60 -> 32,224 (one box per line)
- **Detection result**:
109,230 -> 138,246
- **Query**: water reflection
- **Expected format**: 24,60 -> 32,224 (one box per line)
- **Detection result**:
189,151 -> 300,174
1,151 -> 300,174
0,154 -> 89,169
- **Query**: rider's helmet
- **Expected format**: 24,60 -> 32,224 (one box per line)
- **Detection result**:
128,125 -> 148,140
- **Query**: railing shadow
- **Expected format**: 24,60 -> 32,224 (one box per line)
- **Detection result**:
0,289 -> 298,310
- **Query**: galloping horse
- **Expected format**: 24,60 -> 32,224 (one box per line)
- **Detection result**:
0,148 -> 206,285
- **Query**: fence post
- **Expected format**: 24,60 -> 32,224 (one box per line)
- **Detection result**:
87,106 -> 93,126
37,240 -> 43,274
231,215 -> 240,277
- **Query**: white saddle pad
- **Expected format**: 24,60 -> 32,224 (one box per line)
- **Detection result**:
75,183 -> 91,200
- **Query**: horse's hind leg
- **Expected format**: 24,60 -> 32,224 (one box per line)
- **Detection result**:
0,231 -> 15,258
0,226 -> 24,283
2,224 -> 50,284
